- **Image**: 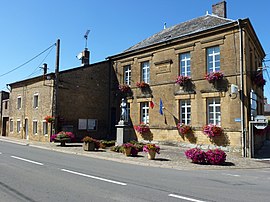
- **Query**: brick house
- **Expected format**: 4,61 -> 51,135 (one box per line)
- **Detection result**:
109,1 -> 266,155
2,59 -> 113,142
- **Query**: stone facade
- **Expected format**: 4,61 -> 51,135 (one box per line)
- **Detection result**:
0,91 -> 9,136
57,61 -> 112,140
4,60 -> 112,142
7,76 -> 54,142
109,16 -> 265,152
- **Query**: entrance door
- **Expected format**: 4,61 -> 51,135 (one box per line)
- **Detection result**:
25,119 -> 29,140
2,117 -> 8,136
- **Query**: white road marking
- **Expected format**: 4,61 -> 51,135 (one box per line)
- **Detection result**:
61,168 -> 127,186
254,158 -> 270,161
168,194 -> 208,202
0,152 -> 2,154
11,156 -> 44,166
222,173 -> 240,177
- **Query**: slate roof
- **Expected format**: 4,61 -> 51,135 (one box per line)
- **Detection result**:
124,14 -> 235,53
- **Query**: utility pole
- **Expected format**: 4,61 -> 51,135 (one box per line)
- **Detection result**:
53,39 -> 60,134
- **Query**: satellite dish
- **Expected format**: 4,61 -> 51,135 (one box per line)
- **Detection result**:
77,52 -> 83,60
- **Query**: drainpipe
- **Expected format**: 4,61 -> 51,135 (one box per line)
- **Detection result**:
238,19 -> 246,157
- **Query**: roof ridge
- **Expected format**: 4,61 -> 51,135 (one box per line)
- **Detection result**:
123,15 -> 235,53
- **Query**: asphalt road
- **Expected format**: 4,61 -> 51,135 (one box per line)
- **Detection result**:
0,141 -> 270,202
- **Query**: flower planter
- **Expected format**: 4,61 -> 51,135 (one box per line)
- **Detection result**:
83,142 -> 95,151
147,149 -> 156,160
123,147 -> 132,156
60,141 -> 66,147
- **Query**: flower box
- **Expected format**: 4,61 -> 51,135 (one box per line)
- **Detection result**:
82,136 -> 100,150
83,142 -> 95,151
118,84 -> 131,93
252,73 -> 266,86
136,81 -> 149,89
134,123 -> 150,134
177,123 -> 193,136
143,144 -> 160,159
175,75 -> 191,86
185,148 -> 226,165
50,131 -> 75,146
44,115 -> 55,123
202,124 -> 223,137
205,71 -> 224,83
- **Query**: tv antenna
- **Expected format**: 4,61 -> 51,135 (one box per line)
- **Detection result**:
84,29 -> 90,49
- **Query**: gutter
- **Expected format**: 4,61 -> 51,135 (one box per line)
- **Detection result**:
238,19 -> 246,157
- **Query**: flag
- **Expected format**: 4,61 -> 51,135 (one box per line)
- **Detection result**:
159,98 -> 163,115
150,101 -> 154,109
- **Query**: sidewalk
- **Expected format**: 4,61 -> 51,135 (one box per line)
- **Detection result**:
1,136 -> 269,170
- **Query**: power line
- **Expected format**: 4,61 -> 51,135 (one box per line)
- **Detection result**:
26,44 -> 55,78
0,43 -> 56,78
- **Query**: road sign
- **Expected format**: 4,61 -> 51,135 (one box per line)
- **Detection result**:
254,115 -> 268,130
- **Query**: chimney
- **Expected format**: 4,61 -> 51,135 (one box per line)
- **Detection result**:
81,48 -> 90,66
212,1 -> 227,18
43,63 -> 47,75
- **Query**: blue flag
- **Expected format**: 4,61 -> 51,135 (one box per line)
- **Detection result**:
159,98 -> 163,115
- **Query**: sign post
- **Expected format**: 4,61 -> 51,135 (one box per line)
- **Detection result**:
249,115 -> 268,158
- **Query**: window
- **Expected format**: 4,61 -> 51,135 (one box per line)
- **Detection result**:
10,119 -> 13,132
124,103 -> 130,122
33,121 -> 38,135
207,46 -> 220,72
124,65 -> 131,85
17,120 -> 21,133
141,61 -> 150,83
250,90 -> 257,117
180,52 -> 191,76
140,102 -> 149,124
4,100 -> 8,109
17,96 -> 22,109
33,94 -> 38,108
43,122 -> 48,135
207,98 -> 221,125
180,100 -> 191,124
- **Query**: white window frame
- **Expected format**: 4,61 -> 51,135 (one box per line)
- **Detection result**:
207,98 -> 221,125
140,102 -> 149,124
43,121 -> 48,136
10,119 -> 13,132
124,65 -> 131,85
33,93 -> 39,108
124,102 -> 130,123
180,52 -> 191,76
141,61 -> 150,83
17,96 -> 22,109
33,120 -> 38,135
180,99 -> 191,125
17,120 -> 21,133
207,46 -> 220,72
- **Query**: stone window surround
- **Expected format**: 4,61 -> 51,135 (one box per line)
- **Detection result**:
10,118 -> 14,133
207,97 -> 221,126
207,46 -> 220,72
180,99 -> 191,125
141,60 -> 150,84
33,120 -> 38,135
33,93 -> 39,109
17,119 -> 21,133
140,102 -> 149,124
17,96 -> 22,110
42,121 -> 48,136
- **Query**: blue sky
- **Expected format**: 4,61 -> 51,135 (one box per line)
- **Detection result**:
0,0 -> 269,98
